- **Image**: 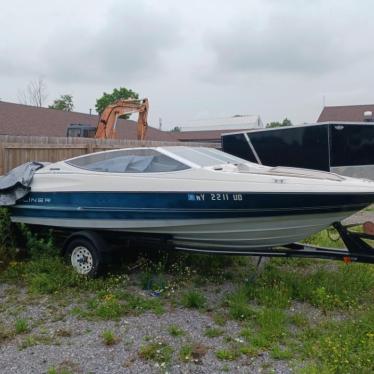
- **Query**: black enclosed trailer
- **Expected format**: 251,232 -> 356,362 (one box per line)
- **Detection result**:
221,122 -> 374,180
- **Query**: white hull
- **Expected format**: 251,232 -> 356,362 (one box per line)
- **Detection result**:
12,208 -> 357,250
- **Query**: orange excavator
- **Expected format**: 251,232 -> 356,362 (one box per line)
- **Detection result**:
66,98 -> 149,140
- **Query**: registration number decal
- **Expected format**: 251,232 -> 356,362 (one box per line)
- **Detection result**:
188,193 -> 243,201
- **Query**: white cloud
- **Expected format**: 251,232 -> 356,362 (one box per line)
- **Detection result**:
205,0 -> 374,76
1,0 -> 374,127
0,1 -> 181,84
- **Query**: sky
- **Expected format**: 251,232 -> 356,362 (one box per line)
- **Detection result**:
1,0 -> 374,129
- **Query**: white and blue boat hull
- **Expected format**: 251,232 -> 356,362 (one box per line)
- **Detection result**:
11,190 -> 374,250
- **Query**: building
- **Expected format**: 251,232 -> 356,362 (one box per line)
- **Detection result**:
171,115 -> 263,144
0,101 -> 175,141
317,104 -> 374,122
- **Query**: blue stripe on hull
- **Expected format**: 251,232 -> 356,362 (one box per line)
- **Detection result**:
10,191 -> 374,221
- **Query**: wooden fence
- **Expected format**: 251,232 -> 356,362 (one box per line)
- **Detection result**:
0,135 -> 214,175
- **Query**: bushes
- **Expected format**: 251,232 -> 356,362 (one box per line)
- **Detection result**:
0,208 -> 17,270
0,207 -> 57,272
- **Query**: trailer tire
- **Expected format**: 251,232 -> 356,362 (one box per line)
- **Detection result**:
65,236 -> 103,277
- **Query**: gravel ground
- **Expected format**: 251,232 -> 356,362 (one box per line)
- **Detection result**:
0,284 -> 293,374
343,208 -> 374,225
1,208 -> 372,373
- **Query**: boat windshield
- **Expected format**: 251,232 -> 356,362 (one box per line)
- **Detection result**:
165,147 -> 248,167
66,149 -> 190,173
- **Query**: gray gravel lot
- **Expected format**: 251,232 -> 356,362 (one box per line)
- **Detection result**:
342,208 -> 374,225
1,208 -> 372,374
0,285 -> 293,374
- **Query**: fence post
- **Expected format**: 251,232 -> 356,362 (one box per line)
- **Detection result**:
0,142 -> 4,175
86,143 -> 93,154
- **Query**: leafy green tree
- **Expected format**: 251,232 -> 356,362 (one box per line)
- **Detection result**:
266,121 -> 282,128
95,87 -> 139,117
170,126 -> 182,132
266,118 -> 293,128
49,94 -> 74,111
282,118 -> 292,127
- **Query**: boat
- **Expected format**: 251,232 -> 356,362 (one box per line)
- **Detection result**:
8,146 -> 374,254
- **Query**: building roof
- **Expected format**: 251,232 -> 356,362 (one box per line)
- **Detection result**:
317,104 -> 374,122
170,128 -> 252,143
177,115 -> 263,131
0,101 -> 174,141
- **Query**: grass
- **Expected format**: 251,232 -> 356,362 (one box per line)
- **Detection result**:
101,330 -> 119,346
0,255 -> 130,295
239,308 -> 287,350
215,347 -> 241,361
15,319 -> 29,334
18,334 -> 55,350
244,257 -> 374,311
365,204 -> 374,212
270,345 -> 293,360
168,324 -> 185,337
54,329 -> 72,337
204,327 -> 224,338
179,343 -> 208,363
300,309 -> 374,373
1,219 -> 374,372
181,290 -> 206,309
290,312 -> 309,330
47,369 -> 73,374
211,312 -> 228,326
139,339 -> 173,365
47,361 -> 80,374
72,290 -> 164,320
179,344 -> 194,362
225,288 -> 255,321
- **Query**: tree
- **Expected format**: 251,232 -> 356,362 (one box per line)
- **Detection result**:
49,94 -> 74,111
282,118 -> 292,127
266,118 -> 293,128
95,87 -> 139,117
18,77 -> 48,107
170,126 -> 182,132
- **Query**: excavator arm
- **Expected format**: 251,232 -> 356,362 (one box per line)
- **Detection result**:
95,98 -> 149,140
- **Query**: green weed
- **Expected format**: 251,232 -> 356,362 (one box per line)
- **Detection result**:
216,347 -> 241,361
168,324 -> 185,337
240,308 -> 287,349
225,288 -> 255,321
0,255 -> 129,295
139,339 -> 173,364
179,343 -> 208,363
180,344 -> 193,362
101,330 -> 119,345
0,208 -> 17,269
212,312 -> 227,326
300,309 -> 374,373
15,319 -> 29,334
204,327 -> 224,338
270,345 -> 293,360
47,369 -> 73,374
246,258 -> 374,311
181,290 -> 206,309
18,334 -> 54,350
290,313 -> 309,329
74,291 -> 164,320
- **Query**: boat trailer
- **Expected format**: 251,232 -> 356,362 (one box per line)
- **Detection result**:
173,222 -> 374,265
29,220 -> 374,277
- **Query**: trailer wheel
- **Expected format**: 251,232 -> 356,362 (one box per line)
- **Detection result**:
65,237 -> 103,277
327,227 -> 340,242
